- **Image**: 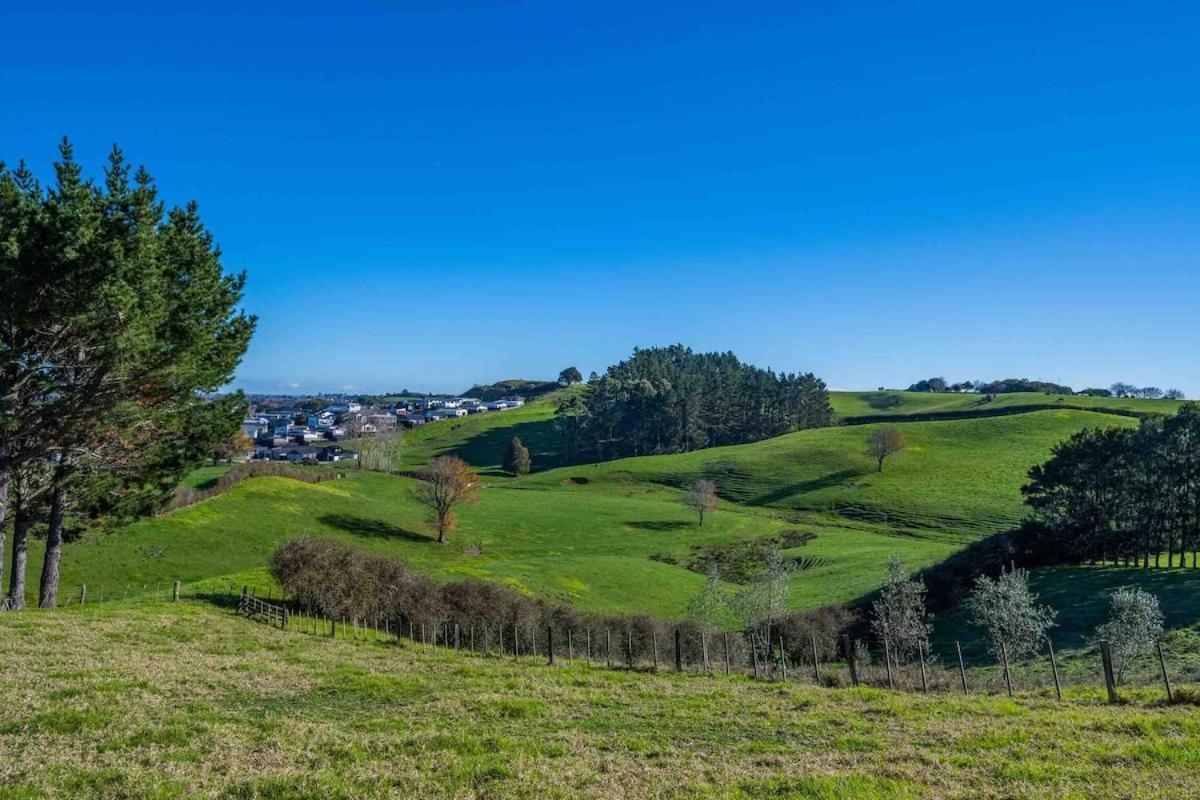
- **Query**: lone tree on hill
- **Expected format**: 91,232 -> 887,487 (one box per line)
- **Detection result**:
682,479 -> 718,526
503,436 -> 532,475
558,366 -> 582,385
866,426 -> 907,472
414,456 -> 480,544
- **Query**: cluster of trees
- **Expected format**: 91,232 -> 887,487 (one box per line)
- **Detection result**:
0,141 -> 254,608
1107,383 -> 1184,400
907,377 -> 1186,399
1023,405 -> 1200,567
872,558 -> 1163,683
566,345 -> 832,461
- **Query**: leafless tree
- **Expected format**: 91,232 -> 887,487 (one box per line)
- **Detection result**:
866,426 -> 907,472
358,426 -> 404,474
413,456 -> 480,544
682,479 -> 718,526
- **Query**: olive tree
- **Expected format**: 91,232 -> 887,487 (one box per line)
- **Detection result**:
870,555 -> 932,664
966,568 -> 1056,660
1096,586 -> 1164,683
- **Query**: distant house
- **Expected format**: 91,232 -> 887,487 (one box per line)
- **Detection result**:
308,411 -> 337,429
241,418 -> 269,439
269,446 -> 318,463
292,429 -> 322,443
397,415 -> 426,429
317,446 -> 357,463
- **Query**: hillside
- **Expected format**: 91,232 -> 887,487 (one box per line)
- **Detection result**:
828,390 -> 1183,421
0,600 -> 1195,799
14,409 -> 1137,620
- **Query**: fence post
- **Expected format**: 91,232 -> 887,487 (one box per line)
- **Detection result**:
1000,641 -> 1014,698
1100,641 -> 1118,704
843,635 -> 859,687
80,584 -> 87,605
172,580 -> 180,602
724,632 -> 732,676
956,641 -> 968,694
918,642 -> 928,693
675,628 -> 683,672
1047,639 -> 1062,701
652,630 -> 659,670
811,634 -> 820,683
567,629 -> 573,662
606,629 -> 612,668
883,638 -> 894,689
586,629 -> 592,664
626,627 -> 634,670
455,624 -> 461,653
1157,641 -> 1173,704
778,635 -> 788,682
548,627 -> 555,665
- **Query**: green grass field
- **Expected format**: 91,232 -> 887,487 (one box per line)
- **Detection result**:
828,389 -> 1183,419
8,408 -> 1138,623
0,600 -> 1197,799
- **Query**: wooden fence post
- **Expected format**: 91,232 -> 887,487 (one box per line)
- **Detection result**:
675,628 -> 683,672
1157,641 -> 1173,704
843,635 -> 859,687
1100,641 -> 1118,704
652,630 -> 660,671
778,635 -> 787,682
956,641 -> 968,694
626,627 -> 634,670
1047,639 -> 1062,701
548,627 -> 554,665
918,642 -> 928,693
606,629 -> 612,668
724,632 -> 732,676
80,584 -> 87,605
567,629 -> 573,662
455,624 -> 461,653
586,629 -> 592,663
172,580 -> 180,602
883,638 -> 894,689
811,634 -> 820,683
1000,641 -> 1014,698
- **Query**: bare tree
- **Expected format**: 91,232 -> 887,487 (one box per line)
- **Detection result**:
866,426 -> 907,472
413,456 -> 480,544
686,562 -> 726,671
682,479 -> 718,526
731,548 -> 792,670
357,426 -> 404,474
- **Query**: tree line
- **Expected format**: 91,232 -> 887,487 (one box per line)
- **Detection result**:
1023,405 -> 1200,567
907,376 -> 1185,399
560,345 -> 832,461
0,141 -> 254,608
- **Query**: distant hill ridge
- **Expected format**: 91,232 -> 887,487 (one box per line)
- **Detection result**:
461,378 -> 561,401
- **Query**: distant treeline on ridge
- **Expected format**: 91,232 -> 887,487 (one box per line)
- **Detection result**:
565,345 -> 832,460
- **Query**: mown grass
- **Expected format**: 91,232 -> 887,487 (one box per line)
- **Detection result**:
0,601 -> 1197,799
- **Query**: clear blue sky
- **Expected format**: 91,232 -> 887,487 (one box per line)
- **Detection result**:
3,2 -> 1198,395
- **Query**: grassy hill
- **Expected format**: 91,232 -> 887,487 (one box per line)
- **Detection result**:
12,409 -> 1137,621
828,390 -> 1182,420
0,600 -> 1196,799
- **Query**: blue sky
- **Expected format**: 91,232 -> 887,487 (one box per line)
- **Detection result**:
3,2 -> 1198,395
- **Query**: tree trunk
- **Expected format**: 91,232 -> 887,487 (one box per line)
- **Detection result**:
38,469 -> 69,608
7,508 -> 30,610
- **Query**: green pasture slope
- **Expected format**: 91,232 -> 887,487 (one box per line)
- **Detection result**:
1,600 -> 1197,799
828,389 -> 1182,420
10,407 -> 1139,621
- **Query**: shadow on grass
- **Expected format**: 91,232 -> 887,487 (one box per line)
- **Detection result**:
626,520 -> 693,532
319,514 -> 432,543
747,469 -> 860,506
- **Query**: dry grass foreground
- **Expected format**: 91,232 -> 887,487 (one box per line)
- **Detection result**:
0,602 -> 1198,799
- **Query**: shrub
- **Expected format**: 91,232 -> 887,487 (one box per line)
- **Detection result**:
1096,587 -> 1164,683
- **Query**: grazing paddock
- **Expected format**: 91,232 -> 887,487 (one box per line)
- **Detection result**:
1,601 -> 1197,799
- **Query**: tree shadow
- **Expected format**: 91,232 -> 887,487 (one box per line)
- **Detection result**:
319,513 -> 431,543
748,469 -> 861,506
626,520 -> 693,532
